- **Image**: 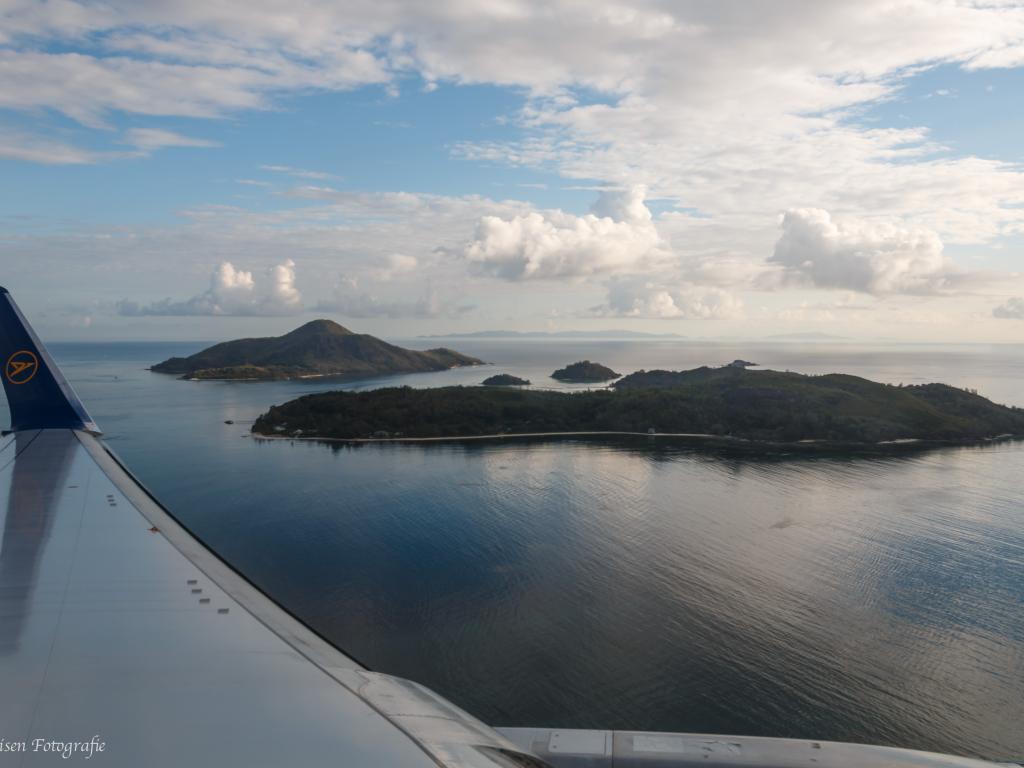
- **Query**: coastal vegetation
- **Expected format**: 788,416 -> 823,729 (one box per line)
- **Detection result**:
252,365 -> 1024,447
151,319 -> 482,380
551,360 -> 620,382
482,374 -> 531,386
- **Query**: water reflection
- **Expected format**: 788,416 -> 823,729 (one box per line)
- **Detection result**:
217,438 -> 1024,759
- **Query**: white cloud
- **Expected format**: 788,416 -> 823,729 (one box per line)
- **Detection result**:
124,128 -> 219,151
315,277 -> 471,318
260,164 -> 334,180
118,259 -> 303,316
0,189 -> 525,321
964,43 -> 1024,70
0,124 -> 217,164
0,128 -> 106,164
0,41 -> 386,128
4,188 -> 529,284
993,297 -> 1024,319
769,208 -> 961,295
463,185 -> 663,280
596,277 -> 743,320
3,0 -> 1024,276
589,185 -> 653,225
442,5 -> 1024,248
376,253 -> 418,280
268,258 -> 302,310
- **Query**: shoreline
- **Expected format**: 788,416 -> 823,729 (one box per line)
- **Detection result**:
249,430 -> 1022,453
151,361 -> 488,382
254,429 -> 729,443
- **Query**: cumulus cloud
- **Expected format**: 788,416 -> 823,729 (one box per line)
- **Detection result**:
315,278 -> 471,318
993,297 -> 1024,319
594,277 -> 742,320
4,0 -> 1024,267
4,189 -> 531,305
118,259 -> 303,316
268,259 -> 302,310
589,186 -> 654,225
376,253 -> 418,280
444,6 -> 1024,248
463,185 -> 663,280
769,208 -> 963,295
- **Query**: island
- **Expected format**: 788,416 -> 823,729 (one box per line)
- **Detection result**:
151,319 -> 483,380
551,360 -> 620,382
251,365 -> 1024,449
482,374 -> 531,386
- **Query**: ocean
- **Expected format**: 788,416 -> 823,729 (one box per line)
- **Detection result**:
3,338 -> 1023,760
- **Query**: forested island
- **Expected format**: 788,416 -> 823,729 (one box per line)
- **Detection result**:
252,365 -> 1024,449
551,360 -> 620,382
482,374 -> 531,386
151,319 -> 482,380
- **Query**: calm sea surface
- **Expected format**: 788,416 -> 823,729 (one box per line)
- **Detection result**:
3,339 -> 1023,760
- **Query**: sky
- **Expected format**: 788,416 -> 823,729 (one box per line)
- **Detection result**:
2,1 -> 1024,342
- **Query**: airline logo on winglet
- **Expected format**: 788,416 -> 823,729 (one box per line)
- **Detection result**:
5,350 -> 39,385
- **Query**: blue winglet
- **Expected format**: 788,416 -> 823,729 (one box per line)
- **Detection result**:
0,287 -> 100,434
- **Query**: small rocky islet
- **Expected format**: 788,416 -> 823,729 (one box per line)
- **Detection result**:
550,360 -> 621,382
482,374 -> 531,386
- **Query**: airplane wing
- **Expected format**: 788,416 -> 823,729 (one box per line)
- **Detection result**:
0,285 -> 1010,768
0,287 -> 538,768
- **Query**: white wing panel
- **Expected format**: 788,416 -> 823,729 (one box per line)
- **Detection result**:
0,429 -> 440,767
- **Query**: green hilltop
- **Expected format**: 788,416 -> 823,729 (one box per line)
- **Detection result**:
152,319 -> 483,380
253,365 -> 1024,448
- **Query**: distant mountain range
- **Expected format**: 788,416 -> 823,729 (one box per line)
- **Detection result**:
419,329 -> 852,342
420,330 -> 687,340
151,319 -> 483,380
766,332 -> 850,341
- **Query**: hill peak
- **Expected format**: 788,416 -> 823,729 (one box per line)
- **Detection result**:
282,319 -> 355,338
151,317 -> 482,379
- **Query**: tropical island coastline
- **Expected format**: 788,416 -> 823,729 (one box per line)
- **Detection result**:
251,365 -> 1024,452
151,319 -> 483,380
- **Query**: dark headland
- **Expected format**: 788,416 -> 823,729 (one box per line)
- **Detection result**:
252,365 -> 1024,450
151,319 -> 483,380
